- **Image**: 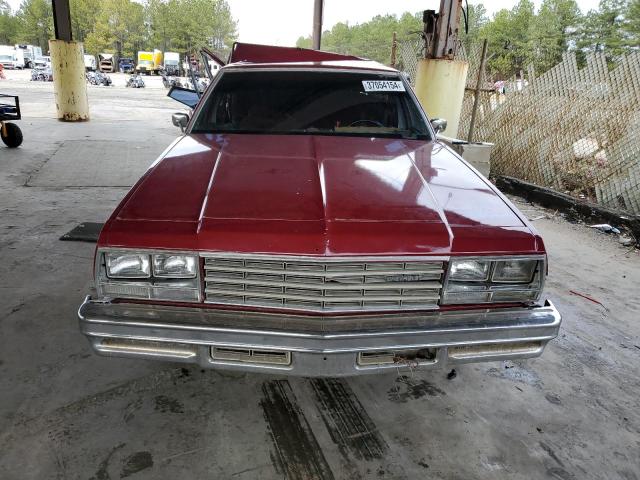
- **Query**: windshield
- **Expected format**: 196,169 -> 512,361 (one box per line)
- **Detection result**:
192,71 -> 431,140
0,55 -> 13,61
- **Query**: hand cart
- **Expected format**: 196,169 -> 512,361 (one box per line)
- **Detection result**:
0,94 -> 23,148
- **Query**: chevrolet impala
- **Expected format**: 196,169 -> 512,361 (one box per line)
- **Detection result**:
78,43 -> 561,376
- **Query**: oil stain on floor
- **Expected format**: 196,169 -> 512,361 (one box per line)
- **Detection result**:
387,375 -> 446,403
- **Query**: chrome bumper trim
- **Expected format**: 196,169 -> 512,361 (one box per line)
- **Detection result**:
78,296 -> 561,376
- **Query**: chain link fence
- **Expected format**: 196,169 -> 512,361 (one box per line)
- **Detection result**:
396,36 -> 640,215
465,51 -> 640,214
395,36 -> 422,82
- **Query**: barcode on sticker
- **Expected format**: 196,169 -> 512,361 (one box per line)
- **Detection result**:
362,80 -> 405,92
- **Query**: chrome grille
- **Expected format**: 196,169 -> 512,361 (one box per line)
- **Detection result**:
203,254 -> 445,312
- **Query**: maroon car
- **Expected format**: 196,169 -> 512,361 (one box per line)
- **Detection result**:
78,44 -> 560,376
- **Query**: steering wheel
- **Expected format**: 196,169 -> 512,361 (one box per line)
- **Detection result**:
348,119 -> 385,127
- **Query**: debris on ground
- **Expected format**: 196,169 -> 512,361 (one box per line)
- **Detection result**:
447,369 -> 457,380
590,224 -> 621,234
619,235 -> 635,247
507,194 -> 638,250
569,290 -> 609,311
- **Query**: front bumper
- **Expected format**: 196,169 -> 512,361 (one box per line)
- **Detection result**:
78,297 -> 561,376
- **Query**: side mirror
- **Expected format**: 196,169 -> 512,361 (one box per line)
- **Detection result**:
172,113 -> 189,132
430,118 -> 448,134
167,85 -> 200,109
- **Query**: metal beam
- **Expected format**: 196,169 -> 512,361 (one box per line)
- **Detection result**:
52,0 -> 73,42
312,0 -> 324,50
423,0 -> 463,59
436,0 -> 462,58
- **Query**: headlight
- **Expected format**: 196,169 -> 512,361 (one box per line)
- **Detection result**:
443,256 -> 544,305
153,254 -> 197,278
449,259 -> 490,281
97,250 -> 201,302
106,253 -> 150,278
492,259 -> 537,283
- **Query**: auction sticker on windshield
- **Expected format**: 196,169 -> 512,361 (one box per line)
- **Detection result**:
362,80 -> 405,92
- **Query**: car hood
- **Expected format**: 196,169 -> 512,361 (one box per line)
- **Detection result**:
101,134 -> 543,255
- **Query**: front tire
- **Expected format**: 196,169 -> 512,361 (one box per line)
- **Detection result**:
1,123 -> 23,148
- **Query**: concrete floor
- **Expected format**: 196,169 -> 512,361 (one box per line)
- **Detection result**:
1,72 -> 639,480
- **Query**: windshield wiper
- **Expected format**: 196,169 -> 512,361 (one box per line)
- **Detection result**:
400,126 -> 431,140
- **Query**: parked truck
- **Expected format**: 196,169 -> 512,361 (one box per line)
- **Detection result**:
15,44 -> 42,68
83,54 -> 96,71
98,53 -> 115,73
136,51 -> 154,75
136,50 -> 163,75
0,45 -> 24,70
118,57 -> 135,73
163,52 -> 180,75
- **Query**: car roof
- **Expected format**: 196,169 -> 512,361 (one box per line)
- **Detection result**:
222,42 -> 398,74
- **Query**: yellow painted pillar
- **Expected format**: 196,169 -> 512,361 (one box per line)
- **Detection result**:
414,58 -> 468,138
49,40 -> 90,121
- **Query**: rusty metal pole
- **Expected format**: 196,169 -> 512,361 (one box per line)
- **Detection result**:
312,0 -> 324,50
414,0 -> 468,137
50,0 -> 89,121
390,32 -> 397,68
467,39 -> 488,142
431,0 -> 463,59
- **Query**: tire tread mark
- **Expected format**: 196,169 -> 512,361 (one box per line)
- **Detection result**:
261,380 -> 335,480
310,378 -> 388,461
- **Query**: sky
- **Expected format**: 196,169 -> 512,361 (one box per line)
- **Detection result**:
5,0 -> 602,47
227,0 -> 602,46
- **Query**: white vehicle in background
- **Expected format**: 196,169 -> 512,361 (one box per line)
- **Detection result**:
84,54 -> 97,71
163,52 -> 180,76
0,45 -> 24,70
33,56 -> 51,69
13,49 -> 26,69
15,44 -> 41,68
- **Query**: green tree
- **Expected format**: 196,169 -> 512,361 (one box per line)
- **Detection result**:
70,0 -> 100,42
296,12 -> 421,64
84,0 -> 145,57
146,0 -> 179,52
480,0 -> 536,77
625,0 -> 640,44
529,0 -> 581,72
146,0 -> 236,55
460,3 -> 489,52
577,0 -> 630,61
183,0 -> 234,52
0,0 -> 20,44
0,0 -> 237,59
15,0 -> 53,51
